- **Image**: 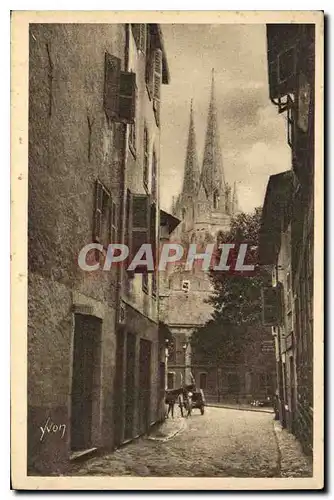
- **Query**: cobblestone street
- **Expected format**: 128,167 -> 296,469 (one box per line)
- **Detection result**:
69,407 -> 312,477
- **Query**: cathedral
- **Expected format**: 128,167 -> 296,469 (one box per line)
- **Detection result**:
160,70 -> 242,393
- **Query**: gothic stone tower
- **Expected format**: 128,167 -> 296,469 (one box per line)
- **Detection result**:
160,70 -> 240,389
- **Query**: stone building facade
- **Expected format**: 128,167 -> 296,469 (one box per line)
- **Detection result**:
28,23 -> 171,475
260,23 -> 316,454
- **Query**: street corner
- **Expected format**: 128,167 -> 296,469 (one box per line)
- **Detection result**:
146,416 -> 187,442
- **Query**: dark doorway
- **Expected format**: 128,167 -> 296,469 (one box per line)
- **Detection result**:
124,332 -> 136,440
138,339 -> 151,435
71,314 -> 102,451
114,328 -> 125,446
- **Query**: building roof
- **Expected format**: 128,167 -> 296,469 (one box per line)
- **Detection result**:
259,170 -> 294,265
160,209 -> 181,234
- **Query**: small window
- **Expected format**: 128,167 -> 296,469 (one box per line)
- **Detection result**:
168,337 -> 176,363
93,180 -> 114,249
199,372 -> 207,390
182,280 -> 190,293
167,372 -> 175,390
143,127 -> 149,191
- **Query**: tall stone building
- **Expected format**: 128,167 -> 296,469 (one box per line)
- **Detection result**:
160,71 -> 241,392
28,23 -> 173,475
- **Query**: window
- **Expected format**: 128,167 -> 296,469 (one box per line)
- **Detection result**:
151,150 -> 157,201
167,372 -> 175,390
131,24 -> 146,53
128,86 -> 137,157
126,191 -> 152,273
143,127 -> 149,191
168,337 -> 176,363
182,280 -> 190,293
93,180 -> 115,249
199,372 -> 207,390
104,52 -> 136,124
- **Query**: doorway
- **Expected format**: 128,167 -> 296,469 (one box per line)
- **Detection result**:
124,332 -> 136,440
71,314 -> 102,451
114,328 -> 125,446
138,339 -> 152,434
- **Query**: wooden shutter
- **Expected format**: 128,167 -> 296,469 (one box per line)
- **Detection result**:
153,48 -> 162,126
94,180 -> 103,242
119,72 -> 136,124
132,24 -> 146,52
139,24 -> 146,52
128,192 -> 151,273
104,53 -> 121,121
145,25 -> 153,98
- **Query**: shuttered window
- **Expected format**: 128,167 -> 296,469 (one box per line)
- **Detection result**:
119,72 -> 136,124
93,180 -> 115,249
104,52 -> 136,124
153,48 -> 162,127
145,25 -> 153,99
132,24 -> 146,53
104,53 -> 121,121
126,191 -> 151,273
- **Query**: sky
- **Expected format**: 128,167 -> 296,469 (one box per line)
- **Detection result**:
159,24 -> 292,214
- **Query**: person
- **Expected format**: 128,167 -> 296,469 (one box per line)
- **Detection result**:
186,391 -> 193,417
165,391 -> 175,418
177,391 -> 184,417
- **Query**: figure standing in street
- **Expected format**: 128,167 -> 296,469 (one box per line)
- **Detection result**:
165,392 -> 175,418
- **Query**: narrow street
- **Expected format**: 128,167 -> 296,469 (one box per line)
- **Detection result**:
69,407 -> 312,478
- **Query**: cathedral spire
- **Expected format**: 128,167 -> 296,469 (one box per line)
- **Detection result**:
181,99 -> 200,197
201,69 -> 225,198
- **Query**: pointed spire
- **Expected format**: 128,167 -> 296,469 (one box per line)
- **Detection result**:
201,69 -> 225,198
232,181 -> 239,214
181,99 -> 200,198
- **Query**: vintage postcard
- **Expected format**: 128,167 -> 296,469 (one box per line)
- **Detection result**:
11,10 -> 324,490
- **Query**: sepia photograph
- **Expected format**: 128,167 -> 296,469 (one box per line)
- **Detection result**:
10,11 -> 323,490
